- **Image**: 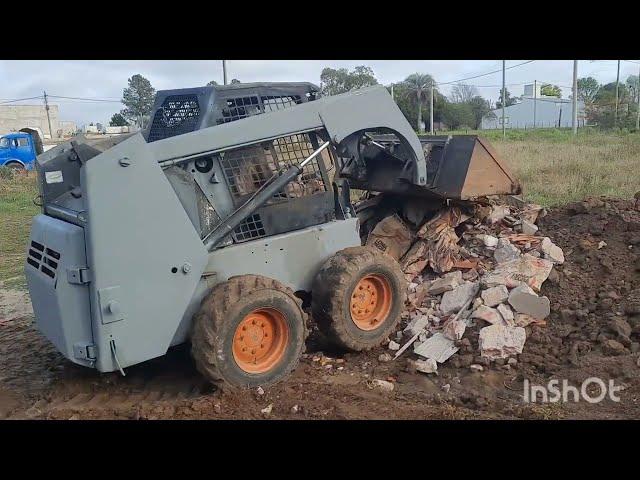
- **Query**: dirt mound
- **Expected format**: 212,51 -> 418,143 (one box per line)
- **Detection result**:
1,196 -> 639,420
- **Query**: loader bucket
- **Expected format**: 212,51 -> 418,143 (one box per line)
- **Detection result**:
366,134 -> 521,200
420,135 -> 521,200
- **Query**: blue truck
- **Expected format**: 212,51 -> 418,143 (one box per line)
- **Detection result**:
0,130 -> 44,170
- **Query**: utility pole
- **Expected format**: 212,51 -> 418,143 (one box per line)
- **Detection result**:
43,91 -> 54,140
391,83 -> 394,101
615,60 -> 620,127
533,79 -> 537,129
572,60 -> 578,135
502,60 -> 506,138
430,79 -> 434,135
222,60 -> 228,86
636,62 -> 640,131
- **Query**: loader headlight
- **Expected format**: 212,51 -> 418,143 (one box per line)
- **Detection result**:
194,157 -> 213,173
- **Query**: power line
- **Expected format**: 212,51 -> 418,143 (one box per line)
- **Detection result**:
0,96 -> 44,105
437,60 -> 535,86
47,95 -> 121,103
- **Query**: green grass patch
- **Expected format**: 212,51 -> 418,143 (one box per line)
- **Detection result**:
0,172 -> 39,289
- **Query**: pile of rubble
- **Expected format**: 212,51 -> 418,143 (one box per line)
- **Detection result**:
366,198 -> 565,375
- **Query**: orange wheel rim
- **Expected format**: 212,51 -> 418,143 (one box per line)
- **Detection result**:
232,308 -> 289,374
349,274 -> 392,331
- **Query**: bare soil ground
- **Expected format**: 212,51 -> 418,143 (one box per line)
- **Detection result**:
1,197 -> 640,420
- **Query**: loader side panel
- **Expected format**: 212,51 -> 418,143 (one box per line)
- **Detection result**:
81,134 -> 208,372
25,214 -> 94,366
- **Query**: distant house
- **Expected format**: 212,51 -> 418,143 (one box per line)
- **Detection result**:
481,83 -> 586,129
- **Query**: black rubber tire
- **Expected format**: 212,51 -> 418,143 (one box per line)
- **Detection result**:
311,246 -> 406,351
5,162 -> 23,170
191,274 -> 308,389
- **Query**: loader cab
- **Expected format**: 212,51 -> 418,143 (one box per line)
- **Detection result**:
144,82 -> 321,143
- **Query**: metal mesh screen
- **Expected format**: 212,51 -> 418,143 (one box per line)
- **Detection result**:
148,94 -> 201,142
217,95 -> 302,124
217,96 -> 262,124
232,214 -> 266,242
262,95 -> 301,112
219,132 -> 327,204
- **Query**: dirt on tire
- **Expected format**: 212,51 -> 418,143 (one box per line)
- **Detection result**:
1,196 -> 640,420
191,274 -> 308,389
312,246 -> 406,351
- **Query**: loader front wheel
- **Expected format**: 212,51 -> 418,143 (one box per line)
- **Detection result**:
191,275 -> 308,389
312,246 -> 406,351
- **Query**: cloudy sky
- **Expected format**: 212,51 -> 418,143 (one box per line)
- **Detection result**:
1,60 -> 638,126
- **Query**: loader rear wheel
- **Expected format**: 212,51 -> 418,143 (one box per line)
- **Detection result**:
191,275 -> 307,389
312,246 -> 406,351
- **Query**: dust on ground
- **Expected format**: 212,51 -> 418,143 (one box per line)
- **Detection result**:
1,196 -> 640,420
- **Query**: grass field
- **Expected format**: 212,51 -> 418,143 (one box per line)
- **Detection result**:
0,171 -> 39,289
1,129 -> 639,289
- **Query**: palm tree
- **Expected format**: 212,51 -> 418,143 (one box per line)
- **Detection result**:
401,73 -> 436,133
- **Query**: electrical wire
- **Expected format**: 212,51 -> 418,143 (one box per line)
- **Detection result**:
47,95 -> 121,103
0,96 -> 44,105
436,60 -> 535,86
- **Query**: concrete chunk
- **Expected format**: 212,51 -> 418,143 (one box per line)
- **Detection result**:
471,305 -> 506,325
428,271 -> 463,295
403,315 -> 429,337
540,237 -> 565,265
481,254 -> 553,292
408,358 -> 438,374
443,317 -> 467,341
414,332 -> 459,363
508,284 -> 550,319
479,325 -> 527,360
497,303 -> 515,324
440,282 -> 479,316
520,219 -> 539,235
388,340 -> 401,351
494,238 -> 521,264
478,234 -> 499,247
481,285 -> 509,307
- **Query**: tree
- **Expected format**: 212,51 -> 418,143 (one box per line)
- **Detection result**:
540,83 -> 562,98
320,66 -> 378,96
400,73 -> 436,133
207,80 -> 218,86
441,102 -> 475,130
109,113 -> 129,127
449,84 -> 479,104
230,79 -> 241,84
121,74 -> 156,129
577,77 -> 600,104
391,81 -> 445,132
467,96 -> 492,129
496,88 -> 518,109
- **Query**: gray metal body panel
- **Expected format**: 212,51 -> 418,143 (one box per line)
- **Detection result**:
25,214 -> 94,367
150,85 -> 426,185
170,218 -> 361,345
81,135 -> 209,372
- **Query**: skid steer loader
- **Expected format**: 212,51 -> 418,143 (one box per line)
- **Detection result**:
25,82 -> 520,388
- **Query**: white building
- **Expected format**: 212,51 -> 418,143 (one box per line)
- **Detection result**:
481,83 -> 586,129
